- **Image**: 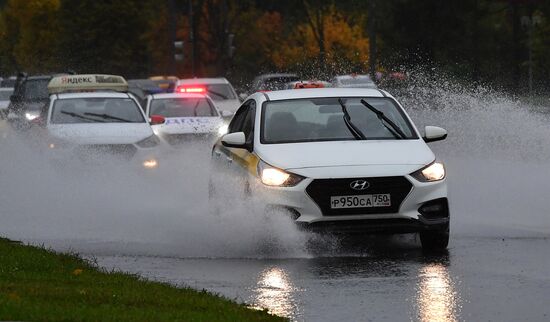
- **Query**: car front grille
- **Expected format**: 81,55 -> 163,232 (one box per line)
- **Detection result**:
305,176 -> 413,216
75,144 -> 137,161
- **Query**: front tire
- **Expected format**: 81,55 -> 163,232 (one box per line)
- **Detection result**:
420,223 -> 449,251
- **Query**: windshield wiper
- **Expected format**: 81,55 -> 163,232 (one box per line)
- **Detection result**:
338,98 -> 366,140
84,112 -> 132,123
360,99 -> 407,139
61,111 -> 105,123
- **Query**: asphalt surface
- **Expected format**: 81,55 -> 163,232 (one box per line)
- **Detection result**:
94,236 -> 550,322
2,96 -> 550,322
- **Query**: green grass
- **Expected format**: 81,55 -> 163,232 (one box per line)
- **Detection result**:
0,237 -> 285,322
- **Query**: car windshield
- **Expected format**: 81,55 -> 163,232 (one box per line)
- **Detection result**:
0,89 -> 13,100
23,79 -> 50,100
261,97 -> 417,143
51,97 -> 145,124
150,97 -> 217,117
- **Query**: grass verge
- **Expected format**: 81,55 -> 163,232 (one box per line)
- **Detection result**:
0,237 -> 285,322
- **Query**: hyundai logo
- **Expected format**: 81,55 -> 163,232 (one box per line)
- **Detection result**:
350,180 -> 370,190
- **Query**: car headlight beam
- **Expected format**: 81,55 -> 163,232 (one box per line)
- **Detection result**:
411,162 -> 445,182
257,160 -> 304,187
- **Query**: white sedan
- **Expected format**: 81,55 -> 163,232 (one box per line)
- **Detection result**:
44,75 -> 164,170
145,93 -> 229,146
211,88 -> 449,250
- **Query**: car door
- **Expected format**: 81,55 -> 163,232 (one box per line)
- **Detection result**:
213,99 -> 257,194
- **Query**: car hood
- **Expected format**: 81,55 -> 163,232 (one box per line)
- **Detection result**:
48,123 -> 153,145
153,117 -> 223,134
257,140 -> 434,177
213,99 -> 240,113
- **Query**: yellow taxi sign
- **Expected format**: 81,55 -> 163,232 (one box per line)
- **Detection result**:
48,74 -> 128,94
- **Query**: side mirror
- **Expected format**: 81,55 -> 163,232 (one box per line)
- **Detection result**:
221,132 -> 249,150
239,93 -> 248,101
150,114 -> 165,125
220,110 -> 233,118
423,126 -> 447,143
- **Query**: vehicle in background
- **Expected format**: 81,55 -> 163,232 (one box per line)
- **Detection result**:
1,76 -> 17,88
211,88 -> 449,251
0,87 -> 14,119
250,73 -> 300,93
44,74 -> 165,171
149,75 -> 178,93
331,74 -> 378,89
145,93 -> 229,147
7,74 -> 56,130
284,80 -> 331,90
175,78 -> 240,116
128,79 -> 164,111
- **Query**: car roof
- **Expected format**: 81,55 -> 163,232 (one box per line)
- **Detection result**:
255,73 -> 298,79
151,93 -> 208,99
262,88 -> 385,101
55,92 -> 132,99
334,74 -> 373,80
177,78 -> 229,85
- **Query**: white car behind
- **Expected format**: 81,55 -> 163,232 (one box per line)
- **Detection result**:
44,75 -> 164,170
145,93 -> 228,146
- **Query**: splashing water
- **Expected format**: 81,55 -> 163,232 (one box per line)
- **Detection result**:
0,75 -> 548,259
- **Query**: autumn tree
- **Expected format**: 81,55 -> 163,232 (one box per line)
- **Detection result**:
0,0 -> 61,74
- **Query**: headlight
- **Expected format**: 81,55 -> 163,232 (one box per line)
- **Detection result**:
143,159 -> 158,169
257,160 -> 304,187
25,111 -> 40,121
411,162 -> 445,182
136,134 -> 160,148
218,124 -> 228,136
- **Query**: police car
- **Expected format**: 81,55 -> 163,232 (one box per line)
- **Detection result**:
211,88 -> 449,250
44,74 -> 164,170
145,92 -> 230,146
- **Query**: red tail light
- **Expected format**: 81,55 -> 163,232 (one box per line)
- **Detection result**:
176,86 -> 206,93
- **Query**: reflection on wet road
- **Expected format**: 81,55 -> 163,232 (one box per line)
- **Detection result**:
94,237 -> 550,321
416,264 -> 458,322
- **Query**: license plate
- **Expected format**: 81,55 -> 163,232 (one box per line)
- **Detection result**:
330,194 -> 391,209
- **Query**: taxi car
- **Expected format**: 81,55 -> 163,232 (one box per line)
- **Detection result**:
44,74 -> 165,170
211,88 -> 449,250
145,92 -> 230,146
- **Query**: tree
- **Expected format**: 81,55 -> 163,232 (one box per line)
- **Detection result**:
0,0 -> 61,74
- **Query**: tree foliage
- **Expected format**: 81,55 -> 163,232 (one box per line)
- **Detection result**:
0,0 -> 548,91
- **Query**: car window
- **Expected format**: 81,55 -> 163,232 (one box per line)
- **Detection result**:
51,97 -> 145,124
22,79 -> 50,100
261,97 -> 417,144
228,100 -> 252,133
241,101 -> 256,141
150,97 -> 217,117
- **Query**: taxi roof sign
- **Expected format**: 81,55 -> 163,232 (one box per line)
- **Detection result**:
48,74 -> 128,94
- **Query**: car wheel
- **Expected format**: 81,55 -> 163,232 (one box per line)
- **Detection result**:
420,223 -> 449,251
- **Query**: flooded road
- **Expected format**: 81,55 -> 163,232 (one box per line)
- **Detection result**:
93,237 -> 549,321
1,83 -> 549,321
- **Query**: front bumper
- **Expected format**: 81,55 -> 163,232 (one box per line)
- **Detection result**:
256,174 -> 448,234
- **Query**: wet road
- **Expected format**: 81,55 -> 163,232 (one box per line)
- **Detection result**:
94,236 -> 550,321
